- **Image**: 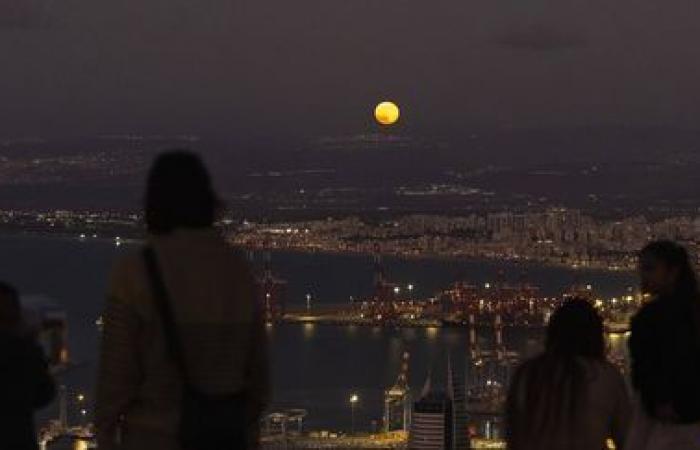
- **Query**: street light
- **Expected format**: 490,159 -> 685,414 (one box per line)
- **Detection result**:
350,393 -> 359,434
76,393 -> 86,424
306,293 -> 312,311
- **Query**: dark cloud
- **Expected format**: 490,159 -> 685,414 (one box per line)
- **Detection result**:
493,23 -> 587,51
0,0 -> 51,29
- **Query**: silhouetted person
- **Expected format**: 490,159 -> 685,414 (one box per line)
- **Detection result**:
0,282 -> 56,450
96,151 -> 269,450
626,241 -> 700,448
506,298 -> 631,450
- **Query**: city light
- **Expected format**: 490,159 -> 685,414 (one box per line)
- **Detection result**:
2,2 -> 694,448
349,393 -> 359,434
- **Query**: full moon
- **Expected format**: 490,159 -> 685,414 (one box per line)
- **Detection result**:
374,101 -> 400,126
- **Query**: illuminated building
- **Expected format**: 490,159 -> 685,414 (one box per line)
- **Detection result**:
384,351 -> 411,432
409,355 -> 468,450
409,391 -> 453,450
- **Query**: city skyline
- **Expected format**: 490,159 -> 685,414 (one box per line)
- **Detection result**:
2,1 -> 698,448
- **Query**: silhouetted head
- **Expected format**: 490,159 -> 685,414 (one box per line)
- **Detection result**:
145,151 -> 221,235
639,240 -> 698,299
0,282 -> 21,333
546,298 -> 605,359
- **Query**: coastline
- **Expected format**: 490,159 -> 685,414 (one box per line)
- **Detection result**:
0,228 -> 637,276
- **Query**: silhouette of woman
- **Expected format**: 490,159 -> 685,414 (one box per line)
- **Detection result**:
96,151 -> 268,450
627,241 -> 700,449
506,298 -> 631,450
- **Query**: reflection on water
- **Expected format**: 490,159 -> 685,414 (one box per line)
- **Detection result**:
269,323 -> 551,430
0,235 -> 639,431
425,326 -> 439,340
303,323 -> 316,339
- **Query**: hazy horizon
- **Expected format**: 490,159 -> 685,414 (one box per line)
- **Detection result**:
2,0 -> 700,155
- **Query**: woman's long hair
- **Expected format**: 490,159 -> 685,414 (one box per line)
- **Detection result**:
640,240 -> 699,301
506,298 -> 605,449
145,151 -> 221,235
0,282 -> 21,332
639,239 -> 700,352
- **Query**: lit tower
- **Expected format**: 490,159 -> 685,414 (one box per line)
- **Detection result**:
366,243 -> 399,321
255,246 -> 288,322
384,351 -> 412,432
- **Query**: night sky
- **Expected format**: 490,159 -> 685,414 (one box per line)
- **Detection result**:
2,0 -> 699,146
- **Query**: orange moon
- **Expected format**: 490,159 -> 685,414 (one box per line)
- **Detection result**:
374,101 -> 400,125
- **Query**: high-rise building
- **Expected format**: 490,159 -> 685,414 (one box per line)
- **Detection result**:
409,390 -> 452,450
409,356 -> 468,450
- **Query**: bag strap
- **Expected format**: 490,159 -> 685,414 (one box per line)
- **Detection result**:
143,246 -> 192,385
